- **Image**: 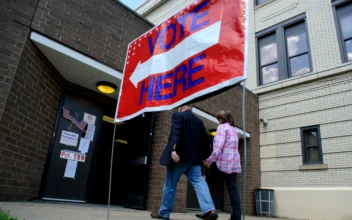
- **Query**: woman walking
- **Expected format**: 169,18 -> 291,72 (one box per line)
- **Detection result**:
203,109 -> 242,220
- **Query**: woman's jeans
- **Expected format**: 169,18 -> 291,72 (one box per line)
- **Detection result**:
207,164 -> 241,220
225,172 -> 241,220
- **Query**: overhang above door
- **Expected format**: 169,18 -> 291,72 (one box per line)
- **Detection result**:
30,31 -> 123,99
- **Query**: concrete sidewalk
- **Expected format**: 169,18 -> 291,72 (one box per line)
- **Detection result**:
0,202 -> 287,220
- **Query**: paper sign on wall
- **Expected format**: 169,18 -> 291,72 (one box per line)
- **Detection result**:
78,138 -> 90,154
84,113 -> 96,125
85,124 -> 95,142
64,159 -> 78,179
60,131 -> 79,146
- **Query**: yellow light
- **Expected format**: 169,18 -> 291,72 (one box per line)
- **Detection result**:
97,81 -> 117,94
115,139 -> 128,144
103,115 -> 125,125
210,131 -> 216,136
97,85 -> 116,94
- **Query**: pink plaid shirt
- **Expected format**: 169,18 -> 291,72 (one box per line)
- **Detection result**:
207,123 -> 241,174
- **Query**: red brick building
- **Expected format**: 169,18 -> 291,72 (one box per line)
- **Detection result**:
0,0 -> 259,215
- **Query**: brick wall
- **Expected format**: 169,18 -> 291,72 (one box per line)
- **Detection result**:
147,86 -> 260,215
0,0 -> 39,121
260,72 -> 352,187
0,0 -> 155,201
31,0 -> 152,72
246,0 -> 343,91
0,37 -> 65,200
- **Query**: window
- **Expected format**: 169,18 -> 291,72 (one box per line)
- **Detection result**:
333,0 -> 352,62
300,126 -> 323,165
256,14 -> 312,86
255,0 -> 270,6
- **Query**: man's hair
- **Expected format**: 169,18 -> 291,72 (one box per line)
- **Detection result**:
216,109 -> 235,126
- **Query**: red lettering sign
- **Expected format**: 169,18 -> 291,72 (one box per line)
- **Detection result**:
116,0 -> 247,121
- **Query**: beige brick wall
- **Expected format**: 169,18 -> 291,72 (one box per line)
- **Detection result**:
141,0 -> 192,24
247,0 -> 346,91
248,0 -> 352,188
259,71 -> 352,187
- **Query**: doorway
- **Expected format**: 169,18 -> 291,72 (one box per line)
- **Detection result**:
86,112 -> 154,210
41,93 -> 104,202
40,91 -> 154,209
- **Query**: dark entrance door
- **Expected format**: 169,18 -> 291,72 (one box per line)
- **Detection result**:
123,113 -> 154,210
86,113 -> 154,210
42,94 -> 103,202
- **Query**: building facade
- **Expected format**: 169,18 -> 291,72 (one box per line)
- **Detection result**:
250,1 -> 352,219
138,0 -> 352,219
0,0 -> 259,217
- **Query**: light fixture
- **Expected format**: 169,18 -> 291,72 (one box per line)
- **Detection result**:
260,118 -> 268,125
209,129 -> 216,137
96,81 -> 117,94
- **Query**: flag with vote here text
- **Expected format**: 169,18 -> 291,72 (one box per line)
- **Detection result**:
115,0 -> 248,121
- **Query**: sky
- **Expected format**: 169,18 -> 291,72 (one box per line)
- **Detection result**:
119,0 -> 145,10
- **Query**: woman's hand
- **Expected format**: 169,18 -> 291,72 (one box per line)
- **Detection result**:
203,160 -> 212,168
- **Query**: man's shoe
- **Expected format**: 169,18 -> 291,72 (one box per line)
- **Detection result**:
150,211 -> 169,219
203,209 -> 218,220
195,213 -> 203,218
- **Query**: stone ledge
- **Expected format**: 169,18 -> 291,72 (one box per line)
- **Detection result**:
299,164 -> 328,171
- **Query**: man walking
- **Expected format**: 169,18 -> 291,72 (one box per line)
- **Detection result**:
150,104 -> 218,220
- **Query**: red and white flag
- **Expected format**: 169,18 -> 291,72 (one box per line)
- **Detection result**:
63,108 -> 87,131
116,0 -> 248,121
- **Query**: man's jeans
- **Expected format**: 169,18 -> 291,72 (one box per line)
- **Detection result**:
158,163 -> 215,218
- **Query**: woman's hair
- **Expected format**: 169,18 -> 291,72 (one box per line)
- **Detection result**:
216,109 -> 235,126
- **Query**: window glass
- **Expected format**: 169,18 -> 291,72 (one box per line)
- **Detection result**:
290,54 -> 311,76
262,63 -> 279,84
286,31 -> 308,57
340,14 -> 352,39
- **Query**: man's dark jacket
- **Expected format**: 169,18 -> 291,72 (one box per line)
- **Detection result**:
160,110 -> 211,166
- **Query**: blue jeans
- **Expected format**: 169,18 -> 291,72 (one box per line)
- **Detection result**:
158,163 -> 215,218
226,173 -> 241,220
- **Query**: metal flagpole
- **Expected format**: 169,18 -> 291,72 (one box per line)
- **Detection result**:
241,0 -> 250,217
242,80 -> 247,220
107,123 -> 117,220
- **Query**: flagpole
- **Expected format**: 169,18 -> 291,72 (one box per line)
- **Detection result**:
242,80 -> 247,220
241,0 -> 250,216
107,123 -> 117,220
